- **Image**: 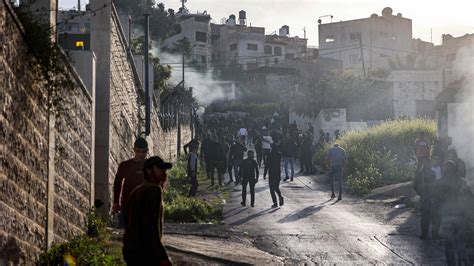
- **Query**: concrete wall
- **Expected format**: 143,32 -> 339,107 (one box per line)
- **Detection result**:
388,70 -> 444,117
1,1 -> 94,263
290,109 -> 367,143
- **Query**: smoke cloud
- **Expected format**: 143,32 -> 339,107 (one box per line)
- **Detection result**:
151,47 -> 235,106
447,46 -> 474,184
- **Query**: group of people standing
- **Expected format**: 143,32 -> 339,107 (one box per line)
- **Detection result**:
413,131 -> 472,265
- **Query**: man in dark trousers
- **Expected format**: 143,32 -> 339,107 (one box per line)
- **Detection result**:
112,138 -> 148,228
239,150 -> 259,207
200,133 -> 212,180
414,157 -> 437,240
433,160 -> 473,265
327,143 -> 347,200
207,135 -> 225,186
229,138 -> 247,185
268,144 -> 284,208
123,156 -> 173,266
187,145 -> 199,197
282,134 -> 298,181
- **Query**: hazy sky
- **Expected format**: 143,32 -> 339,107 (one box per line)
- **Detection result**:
60,0 -> 473,46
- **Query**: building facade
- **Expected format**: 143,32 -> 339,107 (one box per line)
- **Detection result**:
318,7 -> 412,76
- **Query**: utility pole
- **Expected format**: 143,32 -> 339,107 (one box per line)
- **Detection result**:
144,14 -> 151,135
359,37 -> 366,78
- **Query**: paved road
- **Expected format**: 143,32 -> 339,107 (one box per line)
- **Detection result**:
223,171 -> 446,264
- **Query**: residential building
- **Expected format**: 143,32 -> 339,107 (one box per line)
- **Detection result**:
57,6 -> 92,50
161,7 -> 212,66
318,7 -> 412,76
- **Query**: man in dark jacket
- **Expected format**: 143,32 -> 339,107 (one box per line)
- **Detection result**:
200,133 -> 212,180
229,138 -> 247,185
239,150 -> 259,207
207,135 -> 225,186
414,157 -> 437,240
433,160 -> 473,266
123,156 -> 173,266
268,144 -> 284,208
282,134 -> 298,181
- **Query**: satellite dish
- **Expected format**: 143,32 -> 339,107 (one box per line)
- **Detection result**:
382,7 -> 393,16
317,19 -> 322,24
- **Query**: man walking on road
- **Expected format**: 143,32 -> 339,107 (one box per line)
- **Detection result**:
327,143 -> 347,200
187,145 -> 199,197
268,144 -> 284,208
229,138 -> 247,185
122,156 -> 173,266
262,128 -> 273,179
282,134 -> 297,181
414,157 -> 437,240
112,138 -> 148,227
239,150 -> 259,207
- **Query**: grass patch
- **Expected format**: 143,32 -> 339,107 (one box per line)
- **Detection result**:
39,210 -> 125,265
164,155 -> 229,223
314,118 -> 437,195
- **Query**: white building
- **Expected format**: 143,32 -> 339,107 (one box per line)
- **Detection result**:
162,8 -> 212,66
318,7 -> 412,76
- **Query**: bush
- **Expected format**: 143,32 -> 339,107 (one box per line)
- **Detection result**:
314,118 -> 437,195
163,155 -> 225,223
39,209 -> 122,266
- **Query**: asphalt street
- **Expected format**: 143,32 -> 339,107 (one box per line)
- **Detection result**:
223,170 -> 447,264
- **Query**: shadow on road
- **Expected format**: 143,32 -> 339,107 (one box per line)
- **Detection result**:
228,208 -> 279,226
278,199 -> 333,223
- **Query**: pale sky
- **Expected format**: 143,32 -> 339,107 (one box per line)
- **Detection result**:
60,0 -> 473,46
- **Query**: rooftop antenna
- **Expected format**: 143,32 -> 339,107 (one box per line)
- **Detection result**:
181,0 -> 187,9
77,0 -> 80,11
304,27 -> 306,39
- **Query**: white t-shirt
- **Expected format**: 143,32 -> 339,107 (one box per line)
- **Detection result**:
432,165 -> 442,180
262,135 -> 273,150
238,128 -> 248,137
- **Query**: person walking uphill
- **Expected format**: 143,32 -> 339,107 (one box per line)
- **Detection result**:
327,143 -> 347,200
239,150 -> 259,207
112,138 -> 148,227
268,144 -> 284,208
229,138 -> 247,185
123,156 -> 173,266
414,157 -> 437,240
187,145 -> 199,197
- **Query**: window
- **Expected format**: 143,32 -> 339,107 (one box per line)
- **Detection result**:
325,35 -> 335,43
350,32 -> 361,40
274,46 -> 282,56
264,45 -> 272,55
349,54 -> 360,64
201,56 -> 207,64
247,43 -> 258,50
230,43 -> 237,51
274,58 -> 279,64
195,31 -> 207,43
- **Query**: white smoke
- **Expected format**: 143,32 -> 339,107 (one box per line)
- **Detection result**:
151,47 -> 235,106
447,45 -> 474,183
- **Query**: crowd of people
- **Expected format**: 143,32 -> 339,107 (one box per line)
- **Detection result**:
413,131 -> 473,265
110,116 -> 472,265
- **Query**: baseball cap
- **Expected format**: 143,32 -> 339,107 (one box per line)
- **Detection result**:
144,156 -> 173,171
134,138 -> 148,149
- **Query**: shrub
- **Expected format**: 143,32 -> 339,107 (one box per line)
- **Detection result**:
163,155 -> 225,223
314,118 -> 437,195
39,209 -> 122,266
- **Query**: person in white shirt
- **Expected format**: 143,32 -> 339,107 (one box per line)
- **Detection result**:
262,129 -> 273,179
431,156 -> 442,180
238,127 -> 248,146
